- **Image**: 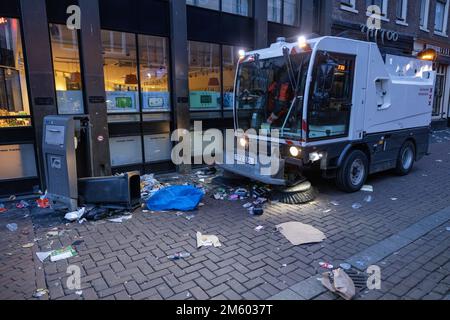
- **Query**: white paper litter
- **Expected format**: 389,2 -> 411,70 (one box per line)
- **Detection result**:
108,215 -> 133,223
64,208 -> 86,222
196,232 -> 221,248
361,185 -> 374,192
276,222 -> 326,246
36,251 -> 53,263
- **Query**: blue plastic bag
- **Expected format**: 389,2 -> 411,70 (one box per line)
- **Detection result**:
146,185 -> 204,212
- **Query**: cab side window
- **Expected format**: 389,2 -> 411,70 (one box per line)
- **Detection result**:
307,51 -> 355,140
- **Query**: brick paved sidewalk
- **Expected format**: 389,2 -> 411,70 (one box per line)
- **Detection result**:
0,129 -> 449,300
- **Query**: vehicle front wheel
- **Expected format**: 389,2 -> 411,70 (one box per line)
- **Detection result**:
336,150 -> 369,193
395,141 -> 415,176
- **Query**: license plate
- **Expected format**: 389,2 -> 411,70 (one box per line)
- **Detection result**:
234,154 -> 256,165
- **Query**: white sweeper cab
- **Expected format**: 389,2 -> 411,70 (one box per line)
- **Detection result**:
221,36 -> 436,196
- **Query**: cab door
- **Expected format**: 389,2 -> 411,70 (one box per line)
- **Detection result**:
306,51 -> 356,142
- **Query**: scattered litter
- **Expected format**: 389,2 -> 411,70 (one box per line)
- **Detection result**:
364,195 -> 373,203
167,252 -> 191,260
196,232 -> 221,248
46,229 -> 60,238
234,188 -> 248,197
254,197 -> 268,205
72,240 -> 84,246
321,268 -> 356,300
75,291 -> 83,296
16,200 -> 30,209
248,207 -> 264,216
6,223 -> 18,232
9,195 -> 16,201
319,262 -> 334,270
36,196 -> 50,209
228,194 -> 240,201
330,201 -> 340,206
361,185 -> 373,192
108,215 -> 133,223
276,222 -> 326,246
64,208 -> 86,222
22,243 -> 35,248
254,226 -> 264,232
352,203 -> 362,210
340,263 -> 352,270
281,264 -> 287,268
446,227 -> 450,232
78,218 -> 87,224
243,203 -> 253,209
436,160 -> 443,163
141,174 -> 163,200
33,288 -> 49,298
0,204 -> 8,213
391,198 -> 398,201
50,246 -> 77,262
323,209 -> 332,213
186,214 -> 196,221
147,186 -> 204,212
36,251 -> 53,263
186,292 -> 192,298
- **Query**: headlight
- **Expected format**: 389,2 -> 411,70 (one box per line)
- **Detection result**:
289,146 -> 300,157
239,138 -> 248,147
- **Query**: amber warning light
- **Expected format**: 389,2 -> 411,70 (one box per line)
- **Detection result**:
418,48 -> 437,61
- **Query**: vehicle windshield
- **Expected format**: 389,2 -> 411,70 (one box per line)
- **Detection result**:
235,52 -> 311,137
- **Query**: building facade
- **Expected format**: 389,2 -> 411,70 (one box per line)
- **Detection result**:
0,0 -> 327,197
328,0 -> 450,128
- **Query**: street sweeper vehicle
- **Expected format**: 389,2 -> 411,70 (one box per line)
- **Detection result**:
220,36 -> 436,202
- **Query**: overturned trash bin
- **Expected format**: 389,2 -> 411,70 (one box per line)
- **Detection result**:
78,171 -> 141,211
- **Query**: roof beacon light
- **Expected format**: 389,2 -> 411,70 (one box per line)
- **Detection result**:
418,48 -> 437,61
297,36 -> 307,49
238,50 -> 246,59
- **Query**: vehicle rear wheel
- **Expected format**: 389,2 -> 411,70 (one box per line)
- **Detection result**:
336,149 -> 369,193
395,141 -> 415,176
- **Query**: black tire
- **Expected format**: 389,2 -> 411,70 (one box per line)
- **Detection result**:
395,141 -> 416,176
336,149 -> 369,193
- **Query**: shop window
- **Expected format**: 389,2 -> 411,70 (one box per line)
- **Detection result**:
49,24 -> 84,115
186,0 -> 220,11
222,45 -> 249,110
341,0 -> 357,12
109,136 -> 143,167
307,52 -> 355,140
138,35 -> 170,113
102,30 -> 139,119
268,0 -> 300,26
420,0 -> 430,29
0,18 -> 31,128
283,0 -> 300,26
434,0 -> 449,34
144,133 -> 172,163
188,41 -> 221,110
0,144 -> 37,179
366,0 -> 388,18
222,0 -> 251,16
395,0 -> 408,23
268,0 -> 282,23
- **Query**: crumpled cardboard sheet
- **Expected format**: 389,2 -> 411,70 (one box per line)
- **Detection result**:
321,268 -> 356,300
276,221 -> 326,246
196,232 -> 221,248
